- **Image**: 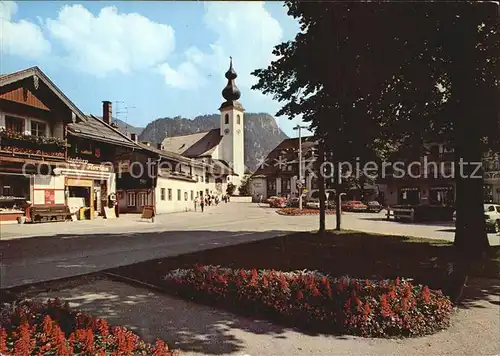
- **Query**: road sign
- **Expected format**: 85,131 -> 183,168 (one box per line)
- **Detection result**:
296,182 -> 303,189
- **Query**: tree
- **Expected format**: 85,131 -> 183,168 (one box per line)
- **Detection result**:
238,175 -> 252,196
226,182 -> 236,196
252,2 -> 499,258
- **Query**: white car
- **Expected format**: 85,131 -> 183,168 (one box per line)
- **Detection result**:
306,198 -> 320,209
453,204 -> 500,233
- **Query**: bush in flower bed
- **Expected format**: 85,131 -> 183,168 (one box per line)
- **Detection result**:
0,298 -> 176,355
276,208 -> 337,216
163,266 -> 453,338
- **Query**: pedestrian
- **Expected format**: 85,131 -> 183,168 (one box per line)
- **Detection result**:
215,196 -> 219,206
194,195 -> 199,212
200,197 -> 205,212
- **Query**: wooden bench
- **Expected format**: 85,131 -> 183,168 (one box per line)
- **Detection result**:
28,205 -> 70,223
386,207 -> 415,222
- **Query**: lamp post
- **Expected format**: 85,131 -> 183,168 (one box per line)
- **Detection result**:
293,125 -> 308,210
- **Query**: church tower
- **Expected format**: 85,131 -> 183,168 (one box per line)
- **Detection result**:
219,57 -> 245,187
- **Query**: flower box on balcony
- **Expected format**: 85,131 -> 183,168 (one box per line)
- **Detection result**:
0,129 -> 66,152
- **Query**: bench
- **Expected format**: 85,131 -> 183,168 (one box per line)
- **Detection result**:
386,207 -> 415,222
28,205 -> 70,223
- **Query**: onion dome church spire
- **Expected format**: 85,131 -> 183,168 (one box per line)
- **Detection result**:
219,57 -> 244,111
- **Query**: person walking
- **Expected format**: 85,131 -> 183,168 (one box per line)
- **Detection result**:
194,195 -> 199,212
200,197 -> 205,212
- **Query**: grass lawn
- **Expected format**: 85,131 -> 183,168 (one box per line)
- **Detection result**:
107,230 -> 499,294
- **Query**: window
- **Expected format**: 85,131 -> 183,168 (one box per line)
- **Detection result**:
191,190 -> 194,200
224,114 -> 229,125
237,115 -> 241,124
138,192 -> 148,206
127,192 -> 136,207
168,188 -> 172,201
184,192 -> 188,201
31,120 -> 46,137
5,116 -> 24,134
399,187 -> 420,205
161,188 -> 166,201
177,189 -> 181,200
205,174 -> 210,183
429,186 -> 454,206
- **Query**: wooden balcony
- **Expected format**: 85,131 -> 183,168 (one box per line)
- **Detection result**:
0,130 -> 66,160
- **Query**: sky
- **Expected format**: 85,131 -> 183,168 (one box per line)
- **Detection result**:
0,0 -> 313,137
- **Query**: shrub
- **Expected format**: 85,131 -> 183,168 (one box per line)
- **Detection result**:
0,298 -> 176,355
277,208 -> 337,216
163,266 -> 453,338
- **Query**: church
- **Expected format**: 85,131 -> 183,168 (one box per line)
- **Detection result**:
160,58 -> 246,188
117,58 -> 248,215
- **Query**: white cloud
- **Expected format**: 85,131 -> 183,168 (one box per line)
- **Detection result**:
160,2 -> 283,90
0,1 -> 51,59
45,5 -> 176,76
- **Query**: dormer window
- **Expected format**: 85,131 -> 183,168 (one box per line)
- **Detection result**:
224,114 -> 229,125
31,121 -> 46,137
237,115 -> 241,125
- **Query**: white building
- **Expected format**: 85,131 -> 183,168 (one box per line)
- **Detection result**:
161,58 -> 246,189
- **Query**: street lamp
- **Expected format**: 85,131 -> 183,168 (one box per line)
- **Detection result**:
293,124 -> 308,210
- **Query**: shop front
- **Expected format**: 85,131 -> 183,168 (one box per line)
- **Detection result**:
54,161 -> 115,220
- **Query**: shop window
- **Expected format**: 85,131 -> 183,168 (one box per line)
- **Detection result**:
138,192 -> 148,207
5,116 -> 25,134
191,190 -> 194,200
429,186 -> 454,205
184,192 -> 188,201
31,120 -> 46,137
161,188 -> 166,201
127,192 -> 136,207
168,188 -> 172,201
399,187 -> 420,205
177,189 -> 181,200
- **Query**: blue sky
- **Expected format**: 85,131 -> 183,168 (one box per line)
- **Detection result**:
0,1 -> 312,137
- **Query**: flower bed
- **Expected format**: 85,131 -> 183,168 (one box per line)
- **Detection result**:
277,208 -> 337,215
0,298 -> 176,355
163,266 -> 452,338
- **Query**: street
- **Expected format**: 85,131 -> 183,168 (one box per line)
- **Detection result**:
1,203 -> 499,288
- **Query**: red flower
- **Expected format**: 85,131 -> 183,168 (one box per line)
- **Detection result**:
0,328 -> 8,354
296,290 -> 304,300
421,285 -> 431,303
380,294 -> 393,318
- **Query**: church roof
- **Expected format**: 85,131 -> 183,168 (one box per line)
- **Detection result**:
161,128 -> 222,158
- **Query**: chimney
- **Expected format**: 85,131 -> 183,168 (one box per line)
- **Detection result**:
102,101 -> 112,125
130,133 -> 138,143
157,143 -> 162,150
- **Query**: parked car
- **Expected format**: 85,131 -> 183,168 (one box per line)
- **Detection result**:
306,198 -> 320,209
366,201 -> 383,213
266,196 -> 279,204
270,197 -> 287,208
286,197 -> 300,208
452,203 -> 500,233
342,200 -> 368,212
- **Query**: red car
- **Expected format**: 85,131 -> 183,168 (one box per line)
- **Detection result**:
341,200 -> 368,212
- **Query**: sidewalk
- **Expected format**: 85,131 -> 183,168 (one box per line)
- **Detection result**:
30,276 -> 500,356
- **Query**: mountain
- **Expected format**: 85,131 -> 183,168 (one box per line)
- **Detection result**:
137,113 -> 289,172
112,118 -> 144,136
